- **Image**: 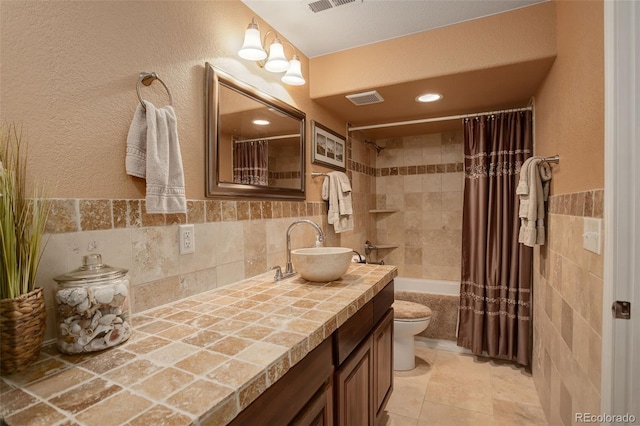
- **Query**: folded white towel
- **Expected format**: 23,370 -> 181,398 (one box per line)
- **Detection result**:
126,101 -> 186,214
322,171 -> 354,233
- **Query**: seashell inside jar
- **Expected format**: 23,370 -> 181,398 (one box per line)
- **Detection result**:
53,254 -> 132,354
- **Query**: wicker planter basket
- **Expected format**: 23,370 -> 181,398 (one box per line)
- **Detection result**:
0,287 -> 47,375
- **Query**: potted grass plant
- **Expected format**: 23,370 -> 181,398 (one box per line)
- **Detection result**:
0,124 -> 50,375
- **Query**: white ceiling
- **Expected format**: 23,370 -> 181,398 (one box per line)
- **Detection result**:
241,0 -> 547,58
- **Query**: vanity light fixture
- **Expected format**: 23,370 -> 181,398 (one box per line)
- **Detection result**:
416,93 -> 443,103
238,18 -> 306,86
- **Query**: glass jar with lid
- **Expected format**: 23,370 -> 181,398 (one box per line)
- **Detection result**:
53,254 -> 132,354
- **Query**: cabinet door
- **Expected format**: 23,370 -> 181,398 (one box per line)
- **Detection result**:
373,309 -> 394,421
291,378 -> 334,426
335,336 -> 373,426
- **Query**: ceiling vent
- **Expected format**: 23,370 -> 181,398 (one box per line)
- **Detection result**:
308,0 -> 356,13
332,0 -> 356,6
345,90 -> 385,106
308,0 -> 332,13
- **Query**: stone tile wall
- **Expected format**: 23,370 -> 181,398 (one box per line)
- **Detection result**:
372,131 -> 464,281
531,189 -> 604,425
37,199 -> 331,343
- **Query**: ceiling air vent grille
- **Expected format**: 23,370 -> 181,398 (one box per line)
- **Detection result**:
308,0 -> 333,13
345,90 -> 385,106
332,0 -> 356,6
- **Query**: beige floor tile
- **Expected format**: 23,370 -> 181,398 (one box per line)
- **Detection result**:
492,398 -> 548,426
417,401 -> 495,426
386,379 -> 429,419
378,410 -> 419,426
489,362 -> 541,406
388,349 -> 547,425
424,373 -> 494,415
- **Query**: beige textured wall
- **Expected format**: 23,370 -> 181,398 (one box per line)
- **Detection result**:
0,1 -> 343,342
531,1 -> 605,424
0,0 -> 342,201
310,2 -> 556,98
532,0 -> 605,194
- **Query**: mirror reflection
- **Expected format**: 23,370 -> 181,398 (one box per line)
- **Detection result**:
206,64 -> 306,199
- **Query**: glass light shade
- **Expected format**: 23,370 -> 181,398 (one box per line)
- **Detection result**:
282,56 -> 305,85
264,40 -> 290,73
238,24 -> 267,61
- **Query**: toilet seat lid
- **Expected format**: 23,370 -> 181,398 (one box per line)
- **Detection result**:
393,300 -> 432,321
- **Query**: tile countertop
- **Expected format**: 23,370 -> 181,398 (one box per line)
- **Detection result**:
0,263 -> 397,426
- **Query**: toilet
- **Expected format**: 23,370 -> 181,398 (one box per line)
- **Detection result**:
392,300 -> 432,371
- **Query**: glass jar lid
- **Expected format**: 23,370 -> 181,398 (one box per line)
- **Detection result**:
53,254 -> 128,284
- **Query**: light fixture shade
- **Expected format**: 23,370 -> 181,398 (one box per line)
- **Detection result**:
238,23 -> 267,61
282,55 -> 305,85
264,40 -> 290,73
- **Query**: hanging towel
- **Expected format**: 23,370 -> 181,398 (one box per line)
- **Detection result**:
126,104 -> 147,178
322,171 -> 354,233
126,101 -> 186,214
517,156 -> 552,246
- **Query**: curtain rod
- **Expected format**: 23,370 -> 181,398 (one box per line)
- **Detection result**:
234,133 -> 299,143
348,106 -> 533,132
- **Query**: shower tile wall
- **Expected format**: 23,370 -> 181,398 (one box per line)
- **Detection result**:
373,131 -> 463,281
340,132 -> 377,257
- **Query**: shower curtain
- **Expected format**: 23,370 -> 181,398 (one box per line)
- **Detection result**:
233,140 -> 268,186
457,111 -> 533,366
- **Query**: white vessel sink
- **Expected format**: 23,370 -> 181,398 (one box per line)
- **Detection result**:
291,247 -> 353,282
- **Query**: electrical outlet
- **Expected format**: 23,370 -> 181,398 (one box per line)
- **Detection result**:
583,218 -> 602,254
179,224 -> 195,254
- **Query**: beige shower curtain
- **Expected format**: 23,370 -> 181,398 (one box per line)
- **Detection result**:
457,111 -> 533,366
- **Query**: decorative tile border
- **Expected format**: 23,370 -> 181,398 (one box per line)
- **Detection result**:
45,199 -> 327,234
376,162 -> 464,177
547,189 -> 604,218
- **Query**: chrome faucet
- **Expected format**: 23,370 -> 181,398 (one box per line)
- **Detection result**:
284,219 -> 324,277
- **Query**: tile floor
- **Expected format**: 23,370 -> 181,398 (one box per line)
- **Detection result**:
379,345 -> 548,426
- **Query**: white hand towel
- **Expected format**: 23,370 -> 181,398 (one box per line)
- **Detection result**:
127,101 -> 187,214
126,104 -> 147,179
321,171 -> 354,233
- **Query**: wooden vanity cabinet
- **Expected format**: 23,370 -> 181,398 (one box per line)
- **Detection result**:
335,334 -> 374,425
372,309 -> 393,421
334,280 -> 394,426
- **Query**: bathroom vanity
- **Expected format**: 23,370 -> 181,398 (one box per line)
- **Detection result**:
0,264 -> 396,426
231,272 -> 394,425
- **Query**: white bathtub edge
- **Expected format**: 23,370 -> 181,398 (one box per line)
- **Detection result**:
394,276 -> 460,296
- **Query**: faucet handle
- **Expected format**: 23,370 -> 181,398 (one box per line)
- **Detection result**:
271,265 -> 284,281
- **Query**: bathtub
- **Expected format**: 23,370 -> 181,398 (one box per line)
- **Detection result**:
393,276 -> 469,354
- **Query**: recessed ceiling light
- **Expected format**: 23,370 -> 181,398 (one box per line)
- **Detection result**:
253,119 -> 270,125
416,93 -> 443,103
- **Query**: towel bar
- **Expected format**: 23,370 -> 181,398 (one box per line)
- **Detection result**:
136,72 -> 173,110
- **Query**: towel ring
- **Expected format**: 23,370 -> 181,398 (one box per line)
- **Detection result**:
136,72 -> 173,110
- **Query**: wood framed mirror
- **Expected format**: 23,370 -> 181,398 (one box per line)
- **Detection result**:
205,63 -> 306,199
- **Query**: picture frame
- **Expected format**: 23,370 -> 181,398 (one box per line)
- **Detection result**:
311,120 -> 346,171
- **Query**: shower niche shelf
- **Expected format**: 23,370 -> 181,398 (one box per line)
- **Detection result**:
369,209 -> 399,214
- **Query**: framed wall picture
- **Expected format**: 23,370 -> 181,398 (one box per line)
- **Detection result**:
311,121 -> 346,171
